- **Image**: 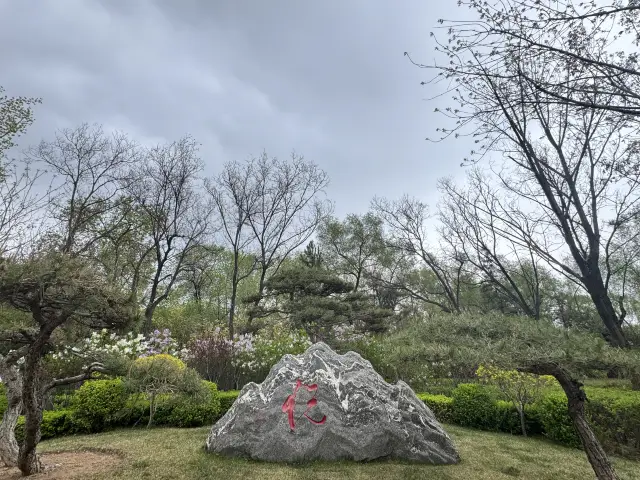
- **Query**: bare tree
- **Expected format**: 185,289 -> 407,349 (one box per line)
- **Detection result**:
245,152 -> 332,322
127,136 -> 210,334
439,170 -> 545,319
372,195 -> 465,313
0,87 -> 46,260
0,159 -> 50,260
412,3 -> 640,475
205,161 -> 259,338
416,0 -> 640,350
409,1 -> 640,117
88,197 -> 156,322
26,123 -> 141,256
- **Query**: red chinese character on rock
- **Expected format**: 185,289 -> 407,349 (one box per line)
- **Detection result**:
281,379 -> 327,431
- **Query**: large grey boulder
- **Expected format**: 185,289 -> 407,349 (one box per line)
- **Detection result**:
206,342 -> 459,463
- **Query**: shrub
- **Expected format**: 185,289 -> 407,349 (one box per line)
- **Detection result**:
421,378 -> 463,397
167,381 -> 221,427
218,390 -> 240,417
476,365 -> 555,436
185,326 -> 311,390
418,393 -> 454,423
16,410 -> 77,441
142,329 -> 188,358
450,383 -> 497,430
71,378 -> 127,432
185,329 -> 237,390
534,392 -> 581,448
118,395 -> 152,427
124,354 -> 205,427
234,327 -> 310,384
586,388 -> 640,457
48,329 -> 188,380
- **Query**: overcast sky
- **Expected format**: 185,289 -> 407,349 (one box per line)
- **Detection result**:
0,0 -> 475,218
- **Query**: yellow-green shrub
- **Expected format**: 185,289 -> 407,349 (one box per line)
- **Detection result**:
476,365 -> 555,436
71,378 -> 127,432
124,354 -> 206,427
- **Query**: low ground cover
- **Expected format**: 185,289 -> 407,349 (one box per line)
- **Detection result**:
2,425 -> 638,480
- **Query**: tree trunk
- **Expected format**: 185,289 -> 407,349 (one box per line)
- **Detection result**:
228,250 -> 240,339
517,404 -> 527,437
584,273 -> 627,348
0,360 -> 22,467
17,354 -> 44,476
630,370 -> 640,391
147,393 -> 156,428
143,305 -> 155,336
527,363 -> 619,480
248,265 -> 268,326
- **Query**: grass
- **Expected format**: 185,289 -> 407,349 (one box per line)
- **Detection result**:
38,424 -> 640,480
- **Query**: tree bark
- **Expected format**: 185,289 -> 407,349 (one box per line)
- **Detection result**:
17,352 -> 44,476
584,274 -> 628,348
143,304 -> 155,336
0,360 -> 22,468
248,265 -> 268,327
527,363 -> 619,480
147,393 -> 156,429
228,250 -> 240,339
517,404 -> 527,437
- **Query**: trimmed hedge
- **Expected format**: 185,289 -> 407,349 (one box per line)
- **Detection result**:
419,383 -> 640,458
218,390 -> 240,416
6,380 -> 639,459
418,393 -> 453,423
16,410 -> 77,442
13,380 -> 225,441
71,378 -> 128,432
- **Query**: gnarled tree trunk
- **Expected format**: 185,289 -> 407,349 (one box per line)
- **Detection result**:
17,351 -> 44,476
0,358 -> 22,468
527,363 -> 619,480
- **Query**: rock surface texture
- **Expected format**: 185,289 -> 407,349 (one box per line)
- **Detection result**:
206,342 -> 459,463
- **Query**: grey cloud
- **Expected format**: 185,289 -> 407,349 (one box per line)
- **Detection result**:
1,0 -> 473,217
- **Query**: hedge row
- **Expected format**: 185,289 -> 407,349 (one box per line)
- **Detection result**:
419,384 -> 640,458
12,379 -> 225,441
5,380 -> 639,458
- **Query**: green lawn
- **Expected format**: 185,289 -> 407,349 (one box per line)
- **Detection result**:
36,425 -> 640,480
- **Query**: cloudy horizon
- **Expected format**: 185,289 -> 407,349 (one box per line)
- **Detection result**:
0,0 -> 475,218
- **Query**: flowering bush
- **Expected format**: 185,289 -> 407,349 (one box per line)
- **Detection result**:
184,327 -> 238,390
140,329 -> 188,358
50,329 -> 188,364
234,327 -> 310,383
184,326 -> 311,390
